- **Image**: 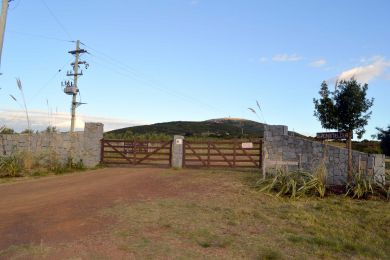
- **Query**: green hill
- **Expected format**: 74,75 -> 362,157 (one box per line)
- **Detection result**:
105,118 -> 266,139
104,118 -> 381,154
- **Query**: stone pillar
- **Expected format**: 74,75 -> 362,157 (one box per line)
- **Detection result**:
263,124 -> 289,175
171,135 -> 184,168
373,154 -> 386,185
82,122 -> 104,167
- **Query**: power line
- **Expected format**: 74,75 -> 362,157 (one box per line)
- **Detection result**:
80,42 -> 144,79
39,0 -> 73,41
8,30 -> 72,42
30,58 -> 73,103
87,52 -> 226,115
82,42 -> 226,115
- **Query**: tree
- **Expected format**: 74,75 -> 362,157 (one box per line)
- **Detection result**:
0,127 -> 14,134
20,129 -> 34,134
43,126 -> 57,133
313,79 -> 374,181
376,125 -> 390,156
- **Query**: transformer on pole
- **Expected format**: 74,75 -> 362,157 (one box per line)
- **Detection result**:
62,40 -> 88,132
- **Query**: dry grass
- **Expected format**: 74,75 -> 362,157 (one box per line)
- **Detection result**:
102,170 -> 390,259
0,168 -> 388,259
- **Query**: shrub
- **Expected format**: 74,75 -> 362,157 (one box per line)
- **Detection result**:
376,184 -> 390,201
345,171 -> 374,199
345,170 -> 390,200
0,155 -> 24,177
256,167 -> 327,199
0,127 -> 15,134
53,158 -> 85,175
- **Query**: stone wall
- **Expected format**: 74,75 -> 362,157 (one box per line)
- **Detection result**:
0,122 -> 104,168
263,125 -> 386,185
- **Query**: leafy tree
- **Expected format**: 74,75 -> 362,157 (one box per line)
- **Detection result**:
0,127 -> 15,134
20,129 -> 34,134
43,126 -> 58,133
313,79 -> 374,181
376,125 -> 390,156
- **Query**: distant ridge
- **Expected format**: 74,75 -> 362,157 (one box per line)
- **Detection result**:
106,118 -> 266,138
105,119 -> 385,153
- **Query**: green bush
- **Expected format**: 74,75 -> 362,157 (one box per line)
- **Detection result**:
257,165 -> 389,200
0,153 -> 87,178
53,158 -> 85,175
345,171 -> 374,199
0,155 -> 24,177
345,171 -> 390,200
256,167 -> 327,199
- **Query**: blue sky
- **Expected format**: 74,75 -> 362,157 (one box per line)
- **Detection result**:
0,0 -> 389,139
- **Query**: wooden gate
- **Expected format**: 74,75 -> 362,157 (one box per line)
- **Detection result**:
101,139 -> 172,167
183,140 -> 262,168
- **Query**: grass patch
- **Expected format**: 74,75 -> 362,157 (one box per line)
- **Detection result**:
0,243 -> 51,259
102,170 -> 390,259
0,156 -> 89,184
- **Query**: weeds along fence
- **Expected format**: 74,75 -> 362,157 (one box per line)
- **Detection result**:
263,125 -> 386,186
0,123 -> 103,176
1,121 -> 386,187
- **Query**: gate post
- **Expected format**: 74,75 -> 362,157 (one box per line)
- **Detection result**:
171,135 -> 184,168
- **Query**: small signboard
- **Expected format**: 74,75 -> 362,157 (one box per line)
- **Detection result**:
316,132 -> 350,140
241,142 -> 253,149
175,139 -> 183,145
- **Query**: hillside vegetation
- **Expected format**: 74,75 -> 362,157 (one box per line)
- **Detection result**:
104,118 -> 381,154
104,118 -> 308,140
105,118 -> 265,139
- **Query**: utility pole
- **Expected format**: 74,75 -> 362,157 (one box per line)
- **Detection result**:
62,40 -> 88,132
0,0 -> 11,72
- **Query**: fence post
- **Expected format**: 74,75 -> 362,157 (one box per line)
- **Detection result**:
171,135 -> 184,168
233,140 -> 236,168
207,141 -> 210,168
133,140 -> 136,165
100,139 -> 104,164
261,139 -> 266,179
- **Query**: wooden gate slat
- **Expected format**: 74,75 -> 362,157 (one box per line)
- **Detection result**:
135,141 -> 172,165
101,139 -> 172,166
209,143 -> 233,167
184,142 -> 207,166
103,140 -> 133,164
183,140 -> 262,169
240,147 -> 259,167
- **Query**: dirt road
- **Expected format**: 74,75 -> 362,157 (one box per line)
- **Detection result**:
0,168 -> 188,251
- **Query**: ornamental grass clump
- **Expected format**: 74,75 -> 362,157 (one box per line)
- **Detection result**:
256,167 -> 327,199
345,170 -> 390,200
345,171 -> 374,199
312,162 -> 327,198
0,155 -> 24,177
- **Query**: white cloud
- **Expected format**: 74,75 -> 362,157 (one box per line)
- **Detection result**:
259,57 -> 268,63
337,56 -> 390,83
309,59 -> 326,67
272,54 -> 303,62
0,109 -> 147,132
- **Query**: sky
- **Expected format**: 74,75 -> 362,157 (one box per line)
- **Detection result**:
0,0 -> 389,139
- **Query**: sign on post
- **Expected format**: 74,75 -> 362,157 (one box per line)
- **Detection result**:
316,132 -> 351,140
241,142 -> 253,149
